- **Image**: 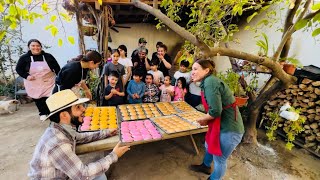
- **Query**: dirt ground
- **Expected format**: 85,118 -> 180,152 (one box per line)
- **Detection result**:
0,103 -> 319,180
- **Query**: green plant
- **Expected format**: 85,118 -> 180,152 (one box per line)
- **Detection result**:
279,56 -> 303,68
0,81 -> 14,97
86,71 -> 100,102
217,69 -> 257,97
265,107 -> 306,150
256,33 -> 269,57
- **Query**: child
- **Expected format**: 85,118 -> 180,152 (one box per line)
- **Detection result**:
147,59 -> 164,86
102,71 -> 125,106
103,49 -> 125,88
174,77 -> 187,101
159,76 -> 174,102
143,73 -> 160,103
173,59 -> 191,86
127,70 -> 145,104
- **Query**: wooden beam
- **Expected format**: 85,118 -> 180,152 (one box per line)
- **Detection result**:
95,1 -> 101,10
153,0 -> 158,9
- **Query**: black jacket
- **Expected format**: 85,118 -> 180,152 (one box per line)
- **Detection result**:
16,50 -> 61,79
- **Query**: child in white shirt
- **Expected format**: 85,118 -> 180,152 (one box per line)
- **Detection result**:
173,60 -> 191,86
147,59 -> 164,86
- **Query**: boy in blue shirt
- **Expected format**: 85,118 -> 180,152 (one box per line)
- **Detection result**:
127,70 -> 145,104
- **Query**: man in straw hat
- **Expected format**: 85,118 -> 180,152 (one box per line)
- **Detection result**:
28,89 -> 130,179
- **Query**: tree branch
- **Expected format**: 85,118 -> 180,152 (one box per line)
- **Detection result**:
207,47 -> 296,87
303,9 -> 320,20
273,0 -> 312,60
132,0 -> 210,53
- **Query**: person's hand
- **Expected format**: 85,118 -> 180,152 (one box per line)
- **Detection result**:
112,142 -> 130,158
136,94 -> 140,98
134,62 -> 138,67
27,75 -> 35,81
111,88 -> 118,94
157,54 -> 164,61
132,94 -> 136,99
84,90 -> 92,100
197,119 -> 209,126
109,129 -> 118,136
151,92 -> 156,96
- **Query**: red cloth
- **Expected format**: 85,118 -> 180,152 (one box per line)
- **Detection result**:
201,91 -> 237,156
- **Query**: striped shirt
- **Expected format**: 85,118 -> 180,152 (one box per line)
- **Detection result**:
28,122 -> 118,179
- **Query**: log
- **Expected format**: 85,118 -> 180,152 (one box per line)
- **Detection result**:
316,137 -> 320,142
302,99 -> 310,103
300,103 -> 309,108
291,85 -> 299,89
268,100 -> 278,107
304,125 -> 311,129
303,92 -> 310,97
292,102 -> 299,107
285,89 -> 291,94
310,123 -> 319,130
315,115 -> 320,121
316,107 -> 320,113
297,96 -> 304,101
302,78 -> 312,84
307,86 -> 314,92
279,94 -> 287,98
315,88 -> 320,95
307,114 -> 316,121
308,102 -> 315,107
300,108 -> 308,113
307,109 -> 316,114
305,135 -> 316,142
305,129 -> 312,134
304,142 -> 316,148
314,129 -> 319,133
316,100 -> 320,105
310,93 -> 317,99
286,96 -> 292,100
298,91 -> 304,95
291,89 -> 298,95
311,81 -> 320,86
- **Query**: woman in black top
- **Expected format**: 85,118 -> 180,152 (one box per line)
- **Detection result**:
53,50 -> 102,100
16,39 -> 60,121
149,43 -> 172,77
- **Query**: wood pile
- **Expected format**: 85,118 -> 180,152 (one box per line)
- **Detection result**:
262,78 -> 320,154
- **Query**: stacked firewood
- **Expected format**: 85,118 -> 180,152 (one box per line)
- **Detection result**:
262,78 -> 320,153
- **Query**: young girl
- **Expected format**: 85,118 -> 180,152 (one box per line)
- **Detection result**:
103,49 -> 125,88
147,59 -> 164,86
143,73 -> 160,103
174,77 -> 187,101
159,76 -> 174,102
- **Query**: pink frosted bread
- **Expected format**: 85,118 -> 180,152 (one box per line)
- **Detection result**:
122,136 -> 133,142
152,133 -> 161,139
80,125 -> 90,131
133,136 -> 143,141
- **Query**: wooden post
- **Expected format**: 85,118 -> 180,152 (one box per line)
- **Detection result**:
103,6 -> 109,55
153,0 -> 158,9
74,0 -> 86,54
189,135 -> 199,155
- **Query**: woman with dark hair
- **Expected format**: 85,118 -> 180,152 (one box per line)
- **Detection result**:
189,60 -> 244,180
118,45 -> 132,86
16,39 -> 60,121
53,50 -> 102,99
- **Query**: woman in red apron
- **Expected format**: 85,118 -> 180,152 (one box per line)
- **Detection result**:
189,60 -> 244,180
16,39 -> 60,121
52,50 -> 102,100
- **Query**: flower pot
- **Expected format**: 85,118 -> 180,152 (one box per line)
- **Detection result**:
283,64 -> 296,75
235,96 -> 249,107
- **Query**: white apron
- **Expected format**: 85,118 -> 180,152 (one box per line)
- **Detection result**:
24,56 -> 56,99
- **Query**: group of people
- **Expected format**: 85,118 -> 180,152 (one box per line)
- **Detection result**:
15,38 -> 244,180
102,38 -> 202,109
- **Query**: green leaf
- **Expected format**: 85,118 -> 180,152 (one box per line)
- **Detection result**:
311,3 -> 320,11
50,15 -> 57,22
0,4 -> 4,13
312,13 -> 320,22
59,12 -> 71,22
244,25 -> 250,30
67,36 -> 75,45
44,24 -> 54,30
0,31 -> 6,41
17,0 -> 24,5
247,12 -> 258,23
98,0 -> 102,5
50,26 -> 58,37
58,38 -> 63,47
27,0 -> 32,4
311,28 -> 320,37
9,5 -> 17,16
9,22 -> 17,29
41,3 -> 50,13
294,19 -> 308,30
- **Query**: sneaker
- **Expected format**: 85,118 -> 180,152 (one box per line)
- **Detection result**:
189,163 -> 212,175
40,115 -> 47,121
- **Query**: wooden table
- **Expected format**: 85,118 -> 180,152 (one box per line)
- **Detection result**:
76,127 -> 208,155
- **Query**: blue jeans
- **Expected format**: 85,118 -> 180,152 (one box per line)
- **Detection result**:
203,132 -> 243,180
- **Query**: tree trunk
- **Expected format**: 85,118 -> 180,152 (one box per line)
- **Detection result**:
6,45 -> 16,80
74,0 -> 86,54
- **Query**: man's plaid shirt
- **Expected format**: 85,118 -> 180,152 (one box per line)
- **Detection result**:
28,122 -> 118,179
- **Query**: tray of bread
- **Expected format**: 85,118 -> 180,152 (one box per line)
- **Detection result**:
154,102 -> 180,115
150,115 -> 199,134
170,101 -> 195,112
120,119 -> 162,143
176,111 -> 207,127
118,103 -> 162,121
80,106 -> 118,131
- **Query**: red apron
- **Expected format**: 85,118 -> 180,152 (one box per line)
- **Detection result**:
24,56 -> 56,99
201,91 -> 237,156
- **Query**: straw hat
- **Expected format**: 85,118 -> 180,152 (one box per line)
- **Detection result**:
45,89 -> 89,120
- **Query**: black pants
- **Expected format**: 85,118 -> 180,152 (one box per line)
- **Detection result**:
33,97 -> 50,115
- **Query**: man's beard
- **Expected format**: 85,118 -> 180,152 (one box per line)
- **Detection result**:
70,113 -> 83,129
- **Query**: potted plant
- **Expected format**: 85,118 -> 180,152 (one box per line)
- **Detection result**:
279,57 -> 303,75
217,70 -> 250,107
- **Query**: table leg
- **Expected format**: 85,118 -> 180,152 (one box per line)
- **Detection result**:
189,135 -> 199,155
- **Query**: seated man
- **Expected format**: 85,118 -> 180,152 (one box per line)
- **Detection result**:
28,89 -> 130,179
